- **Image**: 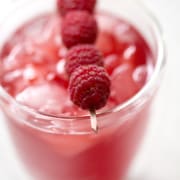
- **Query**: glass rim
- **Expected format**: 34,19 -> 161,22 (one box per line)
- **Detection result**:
0,1 -> 166,122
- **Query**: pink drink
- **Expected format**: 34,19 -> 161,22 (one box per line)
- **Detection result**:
0,6 -> 163,180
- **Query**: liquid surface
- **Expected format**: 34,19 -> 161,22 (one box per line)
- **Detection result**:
0,12 -> 153,116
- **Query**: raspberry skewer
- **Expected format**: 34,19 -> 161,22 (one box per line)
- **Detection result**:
58,0 -> 111,132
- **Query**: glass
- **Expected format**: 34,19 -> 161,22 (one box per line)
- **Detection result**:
0,0 -> 166,180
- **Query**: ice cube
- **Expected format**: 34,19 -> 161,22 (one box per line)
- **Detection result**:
55,59 -> 69,88
3,44 -> 27,71
1,68 -> 29,95
96,31 -> 116,56
3,69 -> 23,83
111,64 -> 139,104
23,65 -> 38,81
114,23 -> 135,42
96,13 -> 117,32
104,54 -> 123,75
133,65 -> 148,89
16,83 -> 68,115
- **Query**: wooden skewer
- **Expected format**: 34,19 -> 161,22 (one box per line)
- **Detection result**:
90,109 -> 98,133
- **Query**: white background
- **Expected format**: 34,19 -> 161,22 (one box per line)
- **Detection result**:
0,0 -> 179,179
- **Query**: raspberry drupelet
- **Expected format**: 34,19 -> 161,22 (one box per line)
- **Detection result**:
61,11 -> 98,48
57,0 -> 97,16
65,44 -> 103,76
60,2 -> 111,131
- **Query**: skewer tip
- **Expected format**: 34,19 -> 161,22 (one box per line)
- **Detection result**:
90,109 -> 98,133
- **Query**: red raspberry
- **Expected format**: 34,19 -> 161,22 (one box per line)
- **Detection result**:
61,11 -> 98,48
66,44 -> 103,76
57,0 -> 97,16
69,65 -> 110,110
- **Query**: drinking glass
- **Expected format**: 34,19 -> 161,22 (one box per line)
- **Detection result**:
0,0 -> 166,180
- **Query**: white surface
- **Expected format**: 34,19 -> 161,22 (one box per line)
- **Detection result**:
0,0 -> 180,179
